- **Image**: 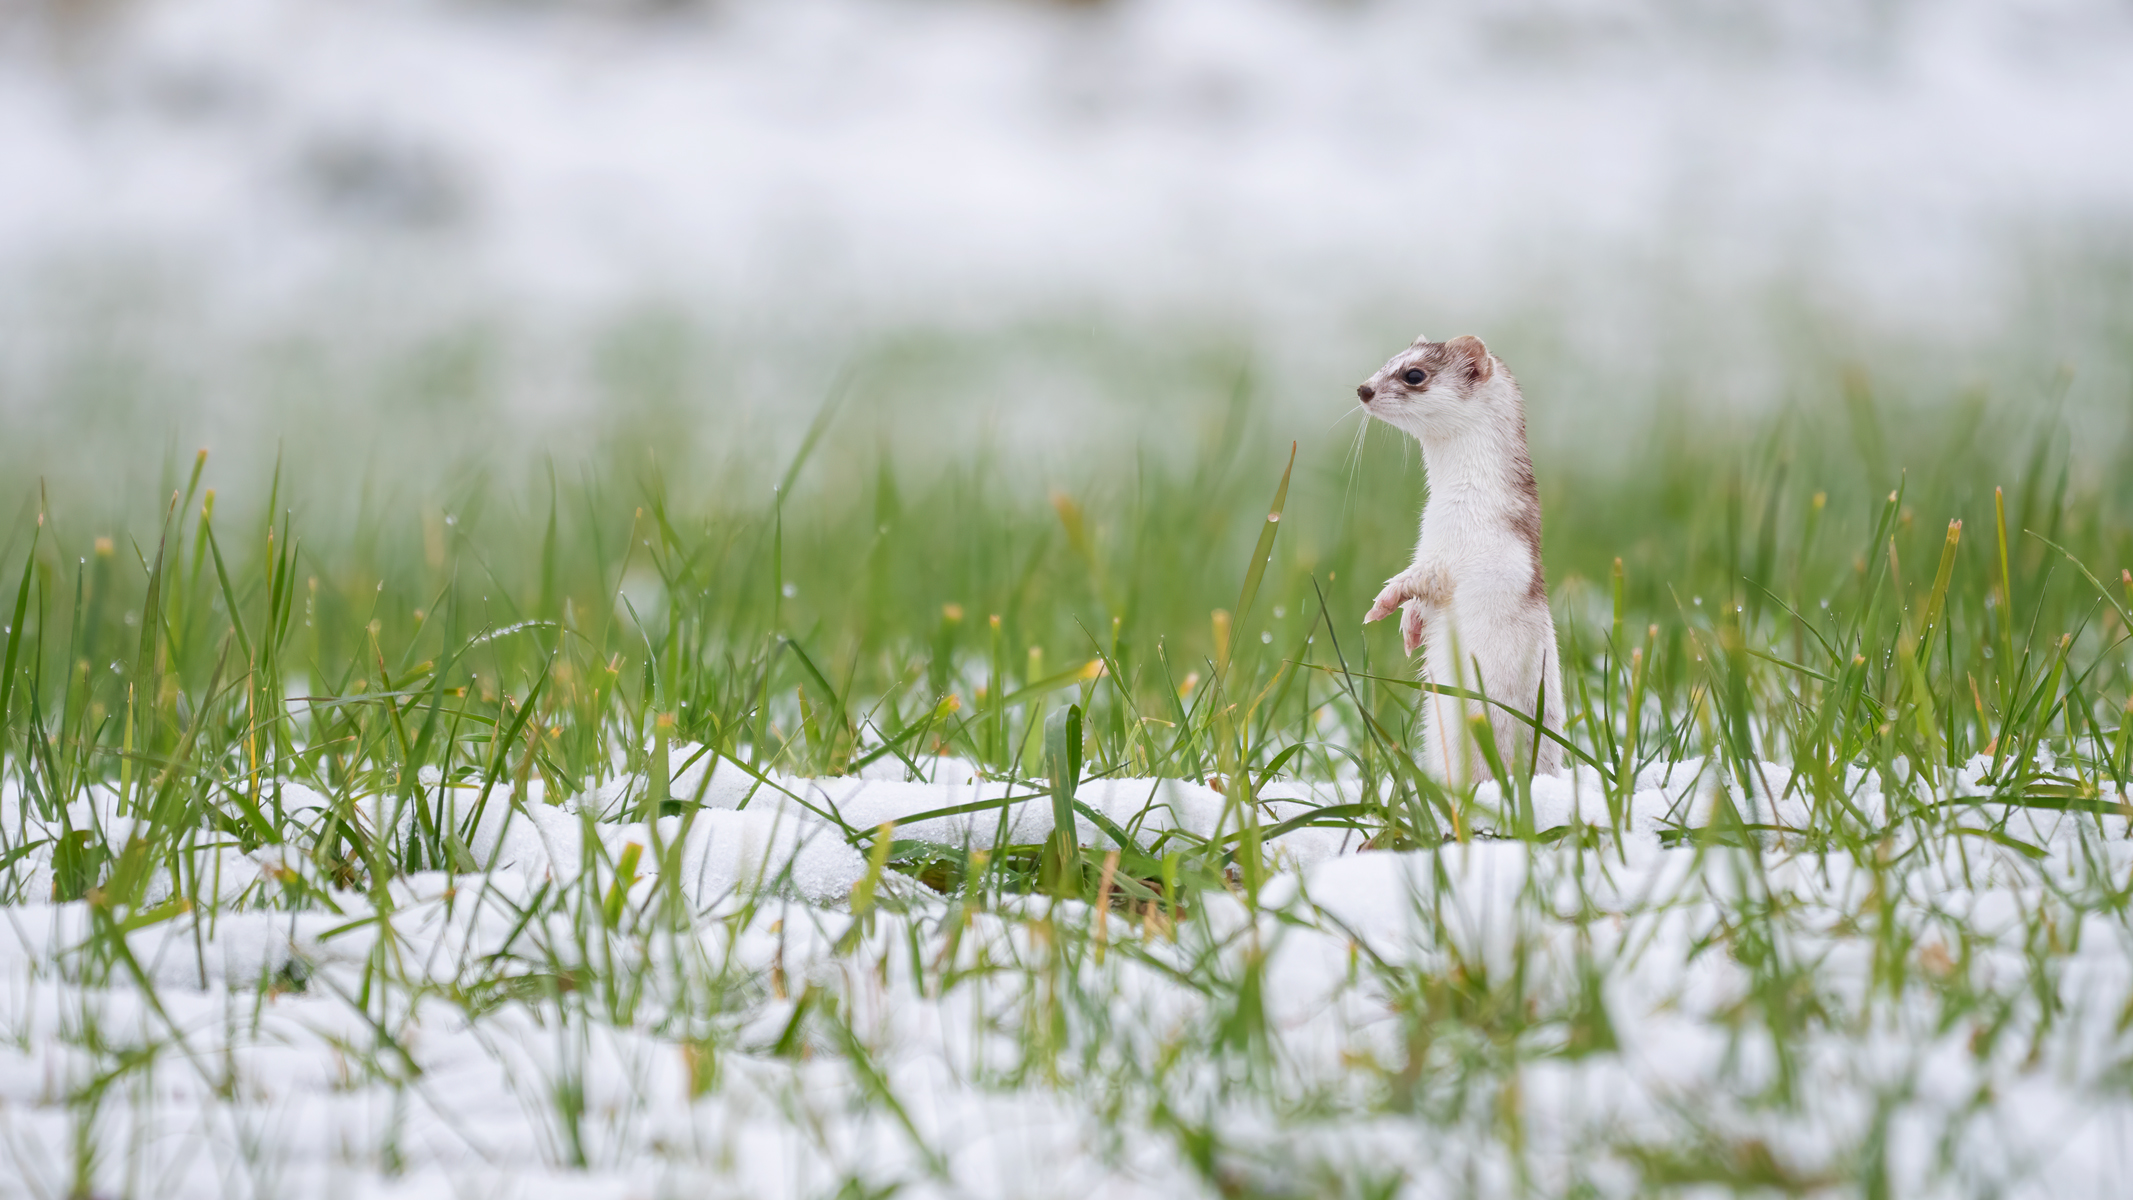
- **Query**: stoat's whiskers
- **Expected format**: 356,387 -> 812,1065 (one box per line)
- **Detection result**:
1338,405 -> 1374,517
1324,403 -> 1369,435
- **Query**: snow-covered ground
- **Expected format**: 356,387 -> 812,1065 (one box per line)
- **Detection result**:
7,750 -> 2133,1197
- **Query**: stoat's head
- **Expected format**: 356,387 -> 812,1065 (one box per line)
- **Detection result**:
1354,334 -> 1514,440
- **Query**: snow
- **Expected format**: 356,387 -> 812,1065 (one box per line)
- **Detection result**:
6,750 -> 2133,1195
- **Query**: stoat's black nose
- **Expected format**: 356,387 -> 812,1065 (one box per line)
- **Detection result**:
1356,384 -> 1375,402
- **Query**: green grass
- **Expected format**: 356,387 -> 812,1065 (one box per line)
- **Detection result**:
7,363 -> 2124,834
3,348 -> 2133,1196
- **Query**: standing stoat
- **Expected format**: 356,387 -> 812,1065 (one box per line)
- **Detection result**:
1356,334 -> 1564,782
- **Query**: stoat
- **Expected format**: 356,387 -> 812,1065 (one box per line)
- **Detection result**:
1356,334 -> 1564,782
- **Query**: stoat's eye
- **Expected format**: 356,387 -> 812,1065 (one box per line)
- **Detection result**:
1402,368 -> 1426,386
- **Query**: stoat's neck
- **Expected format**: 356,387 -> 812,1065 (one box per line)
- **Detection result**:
1418,397 -> 1531,512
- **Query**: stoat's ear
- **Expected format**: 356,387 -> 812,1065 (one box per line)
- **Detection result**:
1446,335 -> 1493,382
1409,333 -> 1432,348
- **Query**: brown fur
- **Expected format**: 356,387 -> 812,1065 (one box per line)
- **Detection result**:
1444,335 -> 1494,383
1466,342 -> 1544,603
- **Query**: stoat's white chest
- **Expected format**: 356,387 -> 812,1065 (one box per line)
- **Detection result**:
1416,439 -> 1539,618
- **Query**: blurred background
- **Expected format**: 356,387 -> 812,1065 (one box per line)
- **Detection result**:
2,0 -> 2131,516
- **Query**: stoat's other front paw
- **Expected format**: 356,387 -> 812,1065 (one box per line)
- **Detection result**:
1400,599 -> 1426,655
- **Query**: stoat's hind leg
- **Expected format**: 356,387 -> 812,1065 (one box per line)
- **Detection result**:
1418,671 -> 1476,786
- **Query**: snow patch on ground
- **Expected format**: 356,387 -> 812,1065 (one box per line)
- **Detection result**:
5,752 -> 2133,1195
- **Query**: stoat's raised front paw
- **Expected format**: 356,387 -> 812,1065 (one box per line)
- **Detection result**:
1362,573 -> 1412,624
1362,565 -> 1450,625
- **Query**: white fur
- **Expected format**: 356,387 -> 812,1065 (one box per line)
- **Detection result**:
1358,335 -> 1564,783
